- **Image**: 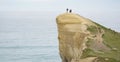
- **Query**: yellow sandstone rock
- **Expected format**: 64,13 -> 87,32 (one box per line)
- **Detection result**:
56,13 -> 96,62
56,13 -> 120,62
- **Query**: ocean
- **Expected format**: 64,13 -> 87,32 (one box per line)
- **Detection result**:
0,11 -> 61,62
0,11 -> 119,62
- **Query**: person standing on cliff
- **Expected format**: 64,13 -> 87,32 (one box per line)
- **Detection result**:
69,9 -> 72,13
66,8 -> 69,13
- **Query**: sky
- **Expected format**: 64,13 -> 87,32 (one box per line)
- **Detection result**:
0,0 -> 120,11
0,0 -> 120,32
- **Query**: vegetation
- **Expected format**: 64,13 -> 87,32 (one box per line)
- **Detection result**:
82,20 -> 120,61
93,21 -> 120,51
87,26 -> 98,34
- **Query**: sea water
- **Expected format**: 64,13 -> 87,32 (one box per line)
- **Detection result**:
0,11 -> 61,62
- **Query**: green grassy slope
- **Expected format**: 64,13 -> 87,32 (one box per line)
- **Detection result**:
81,20 -> 120,62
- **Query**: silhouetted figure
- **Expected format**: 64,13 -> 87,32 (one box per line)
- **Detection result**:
66,8 -> 69,12
69,9 -> 72,13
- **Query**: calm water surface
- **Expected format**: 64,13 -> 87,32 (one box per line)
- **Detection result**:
0,12 -> 61,62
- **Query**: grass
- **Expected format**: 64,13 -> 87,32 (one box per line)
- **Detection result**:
87,26 -> 98,34
81,48 -> 120,62
82,20 -> 120,61
93,21 -> 120,50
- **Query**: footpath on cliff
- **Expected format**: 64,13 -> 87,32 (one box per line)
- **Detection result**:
56,13 -> 120,62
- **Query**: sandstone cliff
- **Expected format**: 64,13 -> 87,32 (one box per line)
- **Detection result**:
56,13 -> 120,62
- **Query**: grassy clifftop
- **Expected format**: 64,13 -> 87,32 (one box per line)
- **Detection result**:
56,13 -> 120,62
81,17 -> 120,62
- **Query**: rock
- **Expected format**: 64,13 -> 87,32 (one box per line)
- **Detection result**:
56,13 -> 120,62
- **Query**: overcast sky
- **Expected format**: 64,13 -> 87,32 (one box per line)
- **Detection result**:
0,0 -> 120,32
0,0 -> 120,11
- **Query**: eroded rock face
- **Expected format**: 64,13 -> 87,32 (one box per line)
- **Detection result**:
56,13 -> 120,62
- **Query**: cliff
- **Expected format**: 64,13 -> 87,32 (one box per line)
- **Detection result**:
56,13 -> 120,62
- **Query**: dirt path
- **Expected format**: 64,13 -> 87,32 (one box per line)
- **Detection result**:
92,27 -> 111,51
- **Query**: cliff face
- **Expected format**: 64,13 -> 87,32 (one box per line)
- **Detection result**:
56,13 -> 120,62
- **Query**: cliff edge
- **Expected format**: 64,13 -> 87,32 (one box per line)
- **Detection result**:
56,13 -> 120,62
